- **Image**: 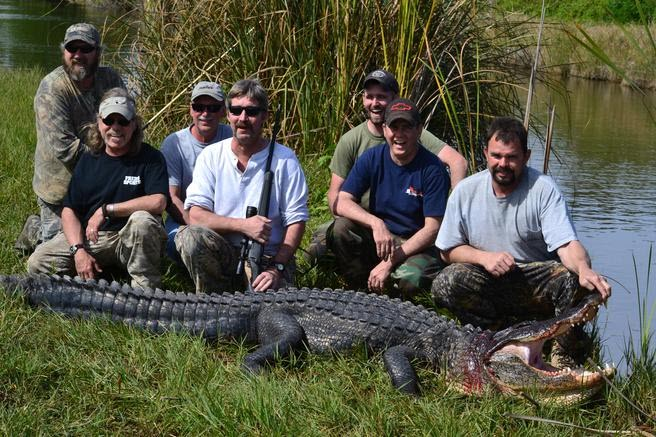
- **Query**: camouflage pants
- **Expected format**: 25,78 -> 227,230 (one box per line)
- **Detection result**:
431,261 -> 593,364
175,225 -> 294,293
327,217 -> 444,297
27,211 -> 167,289
37,197 -> 63,242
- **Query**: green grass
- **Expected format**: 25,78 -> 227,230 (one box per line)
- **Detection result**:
1,67 -> 655,435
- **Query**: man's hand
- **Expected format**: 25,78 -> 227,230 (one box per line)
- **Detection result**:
578,266 -> 612,301
242,215 -> 272,244
371,220 -> 394,260
85,207 -> 105,243
368,259 -> 393,293
252,268 -> 282,292
74,249 -> 102,281
481,251 -> 516,277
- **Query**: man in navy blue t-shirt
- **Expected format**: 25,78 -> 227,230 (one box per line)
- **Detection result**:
327,98 -> 450,297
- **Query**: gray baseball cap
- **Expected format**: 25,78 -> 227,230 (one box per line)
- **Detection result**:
99,96 -> 135,120
363,69 -> 400,94
63,23 -> 101,47
384,98 -> 421,127
191,81 -> 225,102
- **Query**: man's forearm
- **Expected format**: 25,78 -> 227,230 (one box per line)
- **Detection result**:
61,207 -> 84,245
108,194 -> 167,217
393,218 -> 440,265
335,192 -> 381,230
188,205 -> 243,233
557,240 -> 592,275
273,221 -> 306,264
441,244 -> 490,265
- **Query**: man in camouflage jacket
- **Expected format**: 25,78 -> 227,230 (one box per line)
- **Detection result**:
31,23 -> 125,243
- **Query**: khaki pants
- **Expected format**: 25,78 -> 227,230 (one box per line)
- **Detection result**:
27,211 -> 167,289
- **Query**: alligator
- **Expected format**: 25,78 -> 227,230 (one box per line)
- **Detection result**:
0,273 -> 614,404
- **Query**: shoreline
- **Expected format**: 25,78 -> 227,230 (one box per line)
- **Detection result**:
515,17 -> 656,90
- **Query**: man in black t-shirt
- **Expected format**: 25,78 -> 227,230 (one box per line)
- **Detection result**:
28,90 -> 169,289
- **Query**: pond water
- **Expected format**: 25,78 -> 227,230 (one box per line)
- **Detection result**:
1,0 -> 654,373
530,78 -> 656,370
0,0 -> 128,70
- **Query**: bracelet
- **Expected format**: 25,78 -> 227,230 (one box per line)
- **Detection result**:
101,204 -> 110,220
107,203 -> 115,217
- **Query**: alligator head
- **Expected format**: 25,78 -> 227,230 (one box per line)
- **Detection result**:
447,293 -> 615,405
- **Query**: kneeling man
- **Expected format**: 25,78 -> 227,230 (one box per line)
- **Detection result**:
327,99 -> 450,297
432,116 -> 611,366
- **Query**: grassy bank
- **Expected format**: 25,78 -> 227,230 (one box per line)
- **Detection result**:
1,66 -> 656,435
532,20 -> 656,89
498,0 -> 656,89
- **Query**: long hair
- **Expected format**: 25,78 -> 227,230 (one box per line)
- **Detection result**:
86,88 -> 144,156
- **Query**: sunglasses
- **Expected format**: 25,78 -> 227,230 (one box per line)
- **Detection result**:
191,103 -> 223,113
101,116 -> 131,127
228,106 -> 265,117
65,44 -> 96,54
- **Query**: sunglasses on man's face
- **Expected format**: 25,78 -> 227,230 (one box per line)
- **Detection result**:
101,116 -> 131,127
191,103 -> 223,113
65,44 -> 96,54
228,106 -> 265,117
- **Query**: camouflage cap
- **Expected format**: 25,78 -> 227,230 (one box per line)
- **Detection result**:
99,96 -> 135,120
63,23 -> 101,47
363,69 -> 400,94
191,81 -> 225,102
385,98 -> 421,127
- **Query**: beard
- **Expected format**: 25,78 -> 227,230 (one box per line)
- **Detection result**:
491,166 -> 517,186
63,55 -> 99,82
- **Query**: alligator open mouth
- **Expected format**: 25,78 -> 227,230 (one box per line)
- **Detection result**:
484,293 -> 615,404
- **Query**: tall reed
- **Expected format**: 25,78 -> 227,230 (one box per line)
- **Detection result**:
120,0 -> 534,171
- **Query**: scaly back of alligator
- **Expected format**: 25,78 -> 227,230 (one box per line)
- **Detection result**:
0,274 -> 460,354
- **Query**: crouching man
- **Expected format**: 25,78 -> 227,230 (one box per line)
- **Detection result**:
28,89 -> 169,289
327,99 -> 450,297
175,79 -> 309,293
432,116 -> 611,366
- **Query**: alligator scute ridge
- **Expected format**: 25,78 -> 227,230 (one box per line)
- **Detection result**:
0,273 -> 614,404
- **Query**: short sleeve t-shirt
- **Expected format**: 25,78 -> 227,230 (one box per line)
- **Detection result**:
341,144 -> 450,237
436,167 -> 578,262
64,143 -> 169,231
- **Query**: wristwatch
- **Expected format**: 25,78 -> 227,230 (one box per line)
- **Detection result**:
69,243 -> 85,255
273,262 -> 285,273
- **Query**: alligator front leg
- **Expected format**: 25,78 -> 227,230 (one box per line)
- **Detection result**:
242,308 -> 306,374
383,345 -> 425,395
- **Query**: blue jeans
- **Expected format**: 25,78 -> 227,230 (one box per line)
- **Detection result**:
164,215 -> 183,265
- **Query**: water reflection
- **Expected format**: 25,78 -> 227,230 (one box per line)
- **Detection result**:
530,77 -> 656,370
0,0 -> 127,70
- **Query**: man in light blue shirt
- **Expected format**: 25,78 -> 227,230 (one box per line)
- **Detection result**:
161,81 -> 232,263
433,116 -> 611,367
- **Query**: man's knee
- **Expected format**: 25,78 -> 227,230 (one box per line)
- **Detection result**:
328,217 -> 359,243
175,225 -> 217,254
431,263 -> 478,298
126,211 -> 161,235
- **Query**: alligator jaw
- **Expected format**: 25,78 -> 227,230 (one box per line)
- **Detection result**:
483,293 -> 615,404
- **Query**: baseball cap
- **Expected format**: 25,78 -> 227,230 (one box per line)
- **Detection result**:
99,96 -> 136,120
384,98 -> 421,127
363,69 -> 400,94
191,81 -> 225,102
63,23 -> 101,47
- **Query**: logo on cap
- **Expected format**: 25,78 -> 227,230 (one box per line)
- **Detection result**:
390,102 -> 413,112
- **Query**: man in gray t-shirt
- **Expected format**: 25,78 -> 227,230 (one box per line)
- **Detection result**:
161,81 -> 232,263
432,116 -> 611,367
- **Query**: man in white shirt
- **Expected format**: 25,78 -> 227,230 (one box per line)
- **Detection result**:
176,79 -> 309,293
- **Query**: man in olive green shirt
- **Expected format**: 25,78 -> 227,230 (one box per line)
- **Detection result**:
306,69 -> 467,272
31,23 -> 125,244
